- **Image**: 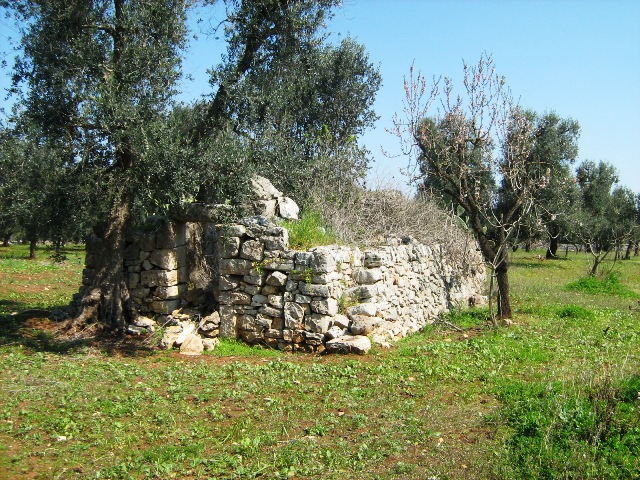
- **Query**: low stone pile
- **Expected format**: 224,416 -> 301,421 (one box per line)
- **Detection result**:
159,310 -> 221,355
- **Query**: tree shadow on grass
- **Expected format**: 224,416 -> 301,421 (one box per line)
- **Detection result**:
0,299 -> 156,356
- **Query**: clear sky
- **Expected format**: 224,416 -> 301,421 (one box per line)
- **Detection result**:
2,0 -> 639,193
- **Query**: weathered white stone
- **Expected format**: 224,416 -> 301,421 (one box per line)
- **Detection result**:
260,305 -> 282,318
326,335 -> 371,355
180,333 -> 204,355
354,268 -> 382,285
309,248 -> 337,273
154,285 -> 184,300
219,305 -> 238,339
203,338 -> 220,351
160,331 -> 180,349
174,322 -> 196,345
219,259 -> 254,276
240,240 -> 264,261
311,298 -> 338,316
325,325 -> 345,340
251,294 -> 269,307
347,284 -> 378,301
133,316 -> 156,329
305,314 -> 331,334
219,276 -> 240,291
254,199 -> 277,217
347,303 -> 378,318
266,271 -> 287,286
149,249 -> 180,270
277,196 -> 299,220
252,175 -> 283,200
268,295 -> 284,309
284,302 -> 305,329
220,236 -> 241,258
333,314 -> 350,329
349,315 -> 380,336
364,251 -> 384,268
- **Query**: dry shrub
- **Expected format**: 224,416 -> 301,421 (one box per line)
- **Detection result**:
306,179 -> 480,271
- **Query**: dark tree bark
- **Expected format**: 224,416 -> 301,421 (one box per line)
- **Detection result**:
73,185 -> 135,331
29,238 -> 37,259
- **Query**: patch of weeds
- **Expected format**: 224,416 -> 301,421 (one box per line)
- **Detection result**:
556,304 -> 595,321
566,272 -> 639,298
494,373 -> 640,479
209,338 -> 282,358
440,307 -> 490,329
280,209 -> 338,250
337,292 -> 359,315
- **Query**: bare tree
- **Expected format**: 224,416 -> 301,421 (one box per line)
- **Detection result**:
393,53 -> 555,322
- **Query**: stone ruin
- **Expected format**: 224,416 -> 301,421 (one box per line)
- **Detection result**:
82,177 -> 487,355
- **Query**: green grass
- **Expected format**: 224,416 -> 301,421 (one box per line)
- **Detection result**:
0,246 -> 639,478
279,209 -> 339,250
566,271 -> 640,298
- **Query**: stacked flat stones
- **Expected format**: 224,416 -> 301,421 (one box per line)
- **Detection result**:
216,217 -> 486,354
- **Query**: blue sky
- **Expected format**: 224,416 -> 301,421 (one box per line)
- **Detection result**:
2,0 -> 639,193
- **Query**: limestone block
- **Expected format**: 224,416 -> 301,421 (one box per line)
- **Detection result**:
304,331 -> 325,345
240,240 -> 264,261
251,294 -> 269,307
346,303 -> 378,318
219,306 -> 239,339
130,287 -> 151,299
364,251 -> 384,268
141,269 -> 178,287
219,259 -> 254,275
310,272 -> 342,285
294,294 -> 312,304
326,335 -> 371,355
219,236 -> 241,259
160,331 -> 180,349
240,315 -> 256,331
354,268 -> 382,285
271,316 -> 284,330
254,199 -> 277,217
311,298 -> 338,316
333,314 -> 350,329
295,252 -> 312,267
180,333 -> 203,356
349,315 -> 381,335
148,249 -> 177,270
264,329 -> 284,339
268,295 -> 284,309
142,260 -> 153,271
219,276 -> 240,291
309,248 -> 337,273
154,284 -> 185,300
266,271 -> 288,286
252,175 -> 283,200
305,314 -> 331,334
218,291 -> 251,305
325,325 -> 345,340
259,305 -> 283,318
284,302 -> 305,329
264,235 -> 288,251
255,314 -> 273,329
346,284 -> 378,301
298,283 -> 329,298
150,299 -> 181,314
261,285 -> 279,295
243,272 -> 266,286
203,338 -> 220,351
277,196 -> 299,220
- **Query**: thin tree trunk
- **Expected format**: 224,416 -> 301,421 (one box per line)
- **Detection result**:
495,263 -> 512,319
624,242 -> 632,260
29,238 -> 37,259
546,236 -> 559,259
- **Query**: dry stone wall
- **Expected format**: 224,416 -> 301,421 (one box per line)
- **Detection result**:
84,209 -> 486,354
216,217 -> 486,354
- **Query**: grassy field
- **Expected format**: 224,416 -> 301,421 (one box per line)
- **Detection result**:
0,244 -> 639,479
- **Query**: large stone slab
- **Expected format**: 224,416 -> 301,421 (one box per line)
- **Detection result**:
326,335 -> 371,355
